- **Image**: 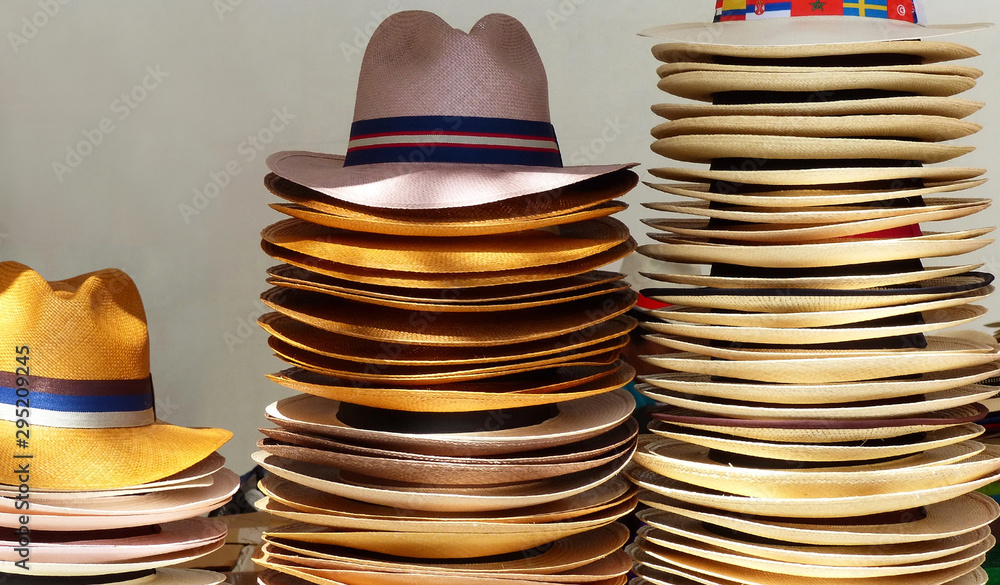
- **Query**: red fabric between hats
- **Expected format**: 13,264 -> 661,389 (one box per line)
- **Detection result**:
847,224 -> 924,239
636,294 -> 670,311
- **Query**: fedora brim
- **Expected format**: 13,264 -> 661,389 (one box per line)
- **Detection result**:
639,18 -> 993,46
652,96 -> 985,121
0,421 -> 231,490
266,151 -> 635,210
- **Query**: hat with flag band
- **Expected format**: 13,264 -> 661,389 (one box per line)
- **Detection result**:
641,0 -> 992,46
0,262 -> 231,490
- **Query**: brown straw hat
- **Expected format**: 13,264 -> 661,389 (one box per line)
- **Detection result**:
265,362 -> 635,413
262,217 -> 630,273
266,264 -> 627,305
638,491 -> 1000,547
262,238 -> 637,289
262,287 -> 637,347
0,262 -> 232,490
266,12 -> 636,210
265,170 -> 636,238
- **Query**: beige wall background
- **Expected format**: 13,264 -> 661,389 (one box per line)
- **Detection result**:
1,0 -> 998,473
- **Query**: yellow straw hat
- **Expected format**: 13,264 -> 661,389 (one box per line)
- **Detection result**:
0,262 -> 231,490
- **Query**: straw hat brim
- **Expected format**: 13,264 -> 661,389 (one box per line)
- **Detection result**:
648,420 -> 984,463
268,335 -> 623,385
267,273 -> 631,312
254,498 -> 632,558
640,383 -> 998,420
636,531 -> 993,580
264,388 -> 635,456
262,217 -> 630,273
641,272 -> 994,312
0,451 -> 226,499
258,474 -> 636,525
0,421 -> 231,490
643,195 -> 989,220
257,433 -> 636,485
648,290 -> 990,327
655,61 -> 983,80
638,491 -> 1000,547
0,517 -> 225,564
648,166 -> 985,187
633,439 -> 1000,499
260,418 -> 639,469
260,312 -> 635,366
639,19 -> 993,47
265,362 -> 635,413
644,334 -> 995,360
257,566 -> 627,585
649,405 -> 988,444
626,463 -> 1000,518
652,96 -> 985,121
253,450 -> 633,513
8,570 -> 228,585
657,70 -> 977,102
639,233 -> 993,269
652,134 -> 974,165
639,363 -> 1000,404
0,467 -> 238,519
262,238 -> 637,289
266,264 -> 627,305
651,114 -> 982,142
649,39 -> 983,62
632,548 -> 987,585
265,170 -> 636,236
640,349 -> 999,384
266,151 -> 636,211
261,522 -> 630,574
640,305 -> 987,345
643,204 -> 988,242
639,520 -> 990,569
262,287 -> 637,347
641,263 -> 985,290
0,539 -> 226,577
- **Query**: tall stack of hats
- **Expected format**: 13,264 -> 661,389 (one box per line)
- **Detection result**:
623,4 -> 1000,585
251,11 -> 642,585
0,262 -> 238,584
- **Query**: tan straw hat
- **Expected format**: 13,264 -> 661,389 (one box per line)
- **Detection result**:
264,388 -> 636,456
639,362 -> 1000,404
648,165 -> 985,187
651,114 -> 981,141
261,217 -> 630,273
266,11 -> 635,210
0,262 -> 232,490
265,171 -> 636,238
626,463 -> 1000,518
648,420 -> 984,462
653,96 -> 985,121
638,491 -> 1000,547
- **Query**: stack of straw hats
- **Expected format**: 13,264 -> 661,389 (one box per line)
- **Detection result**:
252,11 -> 642,585
0,262 -> 238,583
625,4 -> 1000,585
